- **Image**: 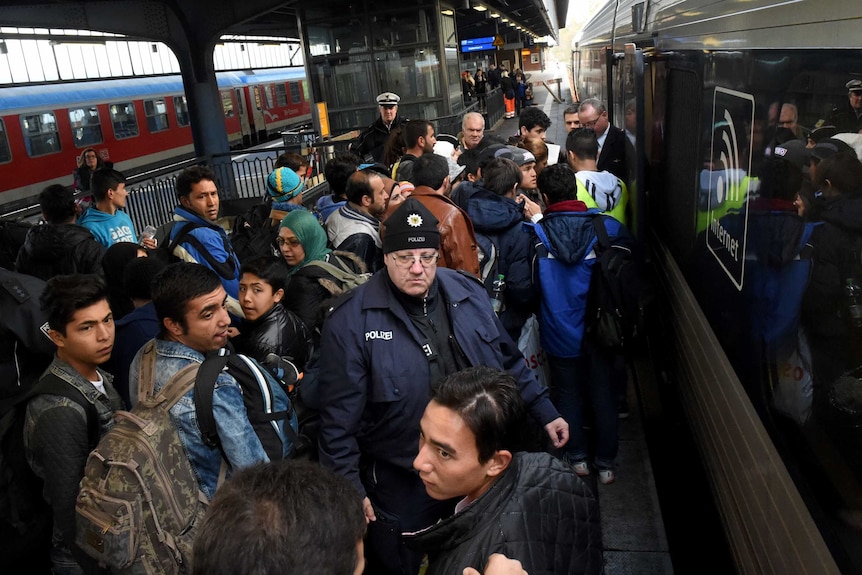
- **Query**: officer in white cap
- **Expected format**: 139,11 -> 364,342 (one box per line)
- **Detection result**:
352,91 -> 407,164
827,79 -> 862,134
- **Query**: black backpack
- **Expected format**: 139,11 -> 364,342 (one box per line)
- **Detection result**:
0,374 -> 98,569
0,220 -> 32,270
229,204 -> 280,265
585,216 -> 643,351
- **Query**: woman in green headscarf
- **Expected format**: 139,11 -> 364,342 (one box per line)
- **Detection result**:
278,210 -> 366,333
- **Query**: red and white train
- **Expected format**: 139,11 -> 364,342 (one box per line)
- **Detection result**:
0,66 -> 311,207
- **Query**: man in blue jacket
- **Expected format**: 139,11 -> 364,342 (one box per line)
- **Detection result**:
318,197 -> 568,575
167,166 -> 243,317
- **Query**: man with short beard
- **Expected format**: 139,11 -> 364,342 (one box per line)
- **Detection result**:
395,120 -> 437,182
325,169 -> 390,272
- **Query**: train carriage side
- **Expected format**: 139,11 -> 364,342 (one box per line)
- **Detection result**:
577,0 -> 862,572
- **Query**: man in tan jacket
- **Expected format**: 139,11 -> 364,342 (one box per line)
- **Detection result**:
406,154 -> 480,277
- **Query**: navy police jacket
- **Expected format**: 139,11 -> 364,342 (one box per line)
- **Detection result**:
318,267 -> 560,497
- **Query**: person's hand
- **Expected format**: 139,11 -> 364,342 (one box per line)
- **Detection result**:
519,194 -> 542,220
544,417 -> 569,449
362,496 -> 376,523
463,554 -> 528,575
141,237 -> 157,250
226,327 -> 240,339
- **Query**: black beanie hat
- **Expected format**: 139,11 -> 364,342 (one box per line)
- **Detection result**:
382,197 -> 440,254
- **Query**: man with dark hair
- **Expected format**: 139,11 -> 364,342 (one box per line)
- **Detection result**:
318,154 -> 360,221
566,127 -> 628,223
525,163 -> 634,484
515,107 -> 551,141
167,166 -> 243,317
104,256 -> 167,407
564,103 -> 582,133
78,168 -> 145,248
15,184 -> 106,280
395,120 -> 436,182
318,197 -> 568,575
450,156 -> 536,340
409,153 -> 480,277
129,262 -> 292,499
406,366 -> 602,575
325,170 -> 388,272
24,274 -> 124,574
578,98 -> 627,182
234,255 -> 310,370
193,460 -> 367,575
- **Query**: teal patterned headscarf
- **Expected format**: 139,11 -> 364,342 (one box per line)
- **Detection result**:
279,210 -> 331,275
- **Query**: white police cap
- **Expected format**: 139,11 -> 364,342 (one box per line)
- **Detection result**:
376,92 -> 401,105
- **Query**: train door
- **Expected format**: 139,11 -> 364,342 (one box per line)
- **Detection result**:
236,88 -> 253,147
249,85 -> 267,143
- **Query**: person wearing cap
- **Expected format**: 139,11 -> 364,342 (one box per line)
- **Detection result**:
578,98 -> 627,182
496,145 -> 538,195
394,119 -> 436,182
317,196 -> 568,575
325,170 -> 389,272
352,91 -> 407,164
407,154 -> 481,277
827,79 -> 862,134
267,166 -> 307,222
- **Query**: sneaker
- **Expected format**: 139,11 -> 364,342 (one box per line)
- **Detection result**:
598,469 -> 615,485
617,399 -> 630,419
570,460 -> 590,476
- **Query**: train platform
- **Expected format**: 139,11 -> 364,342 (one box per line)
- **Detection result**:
486,69 -> 674,574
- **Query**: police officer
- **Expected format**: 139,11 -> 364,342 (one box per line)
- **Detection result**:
352,92 -> 406,164
317,198 -> 568,575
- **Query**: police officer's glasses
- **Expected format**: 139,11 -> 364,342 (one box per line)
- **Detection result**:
391,252 -> 439,268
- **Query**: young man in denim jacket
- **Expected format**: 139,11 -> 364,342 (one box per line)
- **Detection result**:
128,262 -> 292,500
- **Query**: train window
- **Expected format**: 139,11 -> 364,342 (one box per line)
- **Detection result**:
69,107 -> 103,148
144,99 -> 170,133
0,119 -> 11,164
221,91 -> 234,118
264,85 -> 275,109
289,82 -> 301,105
109,103 -> 139,140
174,96 -> 190,127
275,84 -> 288,106
20,111 -> 61,157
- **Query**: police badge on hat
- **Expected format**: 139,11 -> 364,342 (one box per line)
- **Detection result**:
382,198 -> 440,254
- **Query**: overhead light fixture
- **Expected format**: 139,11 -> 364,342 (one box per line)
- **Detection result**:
490,12 -> 500,17
441,8 -> 454,15
473,4 -> 487,11
501,17 -> 508,22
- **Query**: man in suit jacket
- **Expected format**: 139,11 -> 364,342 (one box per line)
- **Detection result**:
579,99 -> 627,182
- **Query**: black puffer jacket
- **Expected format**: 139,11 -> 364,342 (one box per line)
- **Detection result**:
234,302 -> 312,370
403,452 -> 603,575
15,223 -> 106,281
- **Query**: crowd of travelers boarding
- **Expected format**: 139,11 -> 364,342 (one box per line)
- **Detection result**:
0,85 -> 645,575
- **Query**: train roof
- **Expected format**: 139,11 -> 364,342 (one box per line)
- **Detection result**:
0,66 -> 305,115
577,0 -> 862,52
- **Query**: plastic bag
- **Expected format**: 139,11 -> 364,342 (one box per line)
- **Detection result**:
518,315 -> 550,388
772,329 -> 814,425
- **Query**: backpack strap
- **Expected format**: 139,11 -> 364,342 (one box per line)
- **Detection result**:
194,348 -> 232,451
591,215 -> 612,251
169,222 -> 237,281
136,339 -> 158,404
29,373 -> 100,448
304,259 -> 356,286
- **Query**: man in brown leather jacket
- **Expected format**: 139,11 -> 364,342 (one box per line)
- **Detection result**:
407,154 -> 480,277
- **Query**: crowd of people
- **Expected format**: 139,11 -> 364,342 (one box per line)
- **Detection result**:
0,84 -> 645,575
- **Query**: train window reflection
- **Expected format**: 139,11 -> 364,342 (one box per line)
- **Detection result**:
0,119 -> 11,164
144,99 -> 170,133
69,107 -> 103,148
109,102 -> 139,140
20,111 -> 60,157
221,91 -> 234,118
276,84 -> 288,106
173,96 -> 190,127
288,82 -> 300,105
